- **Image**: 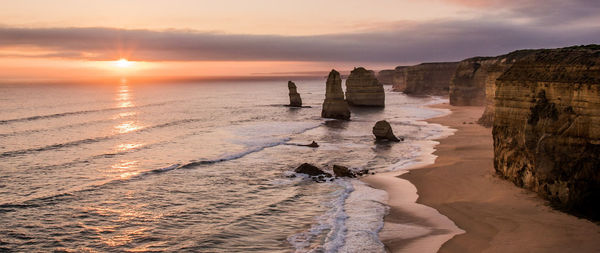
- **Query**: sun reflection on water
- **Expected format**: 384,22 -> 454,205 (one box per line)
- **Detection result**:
115,121 -> 142,133
116,143 -> 143,152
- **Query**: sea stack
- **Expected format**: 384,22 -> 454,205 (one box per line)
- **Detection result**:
345,67 -> 385,107
321,69 -> 351,120
287,81 -> 302,107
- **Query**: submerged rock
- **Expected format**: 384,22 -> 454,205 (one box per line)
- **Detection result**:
321,69 -> 351,120
373,120 -> 401,142
333,165 -> 355,178
345,67 -> 385,107
288,81 -> 302,107
294,163 -> 332,177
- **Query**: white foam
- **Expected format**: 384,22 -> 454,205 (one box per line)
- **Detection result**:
338,180 -> 388,253
287,179 -> 353,253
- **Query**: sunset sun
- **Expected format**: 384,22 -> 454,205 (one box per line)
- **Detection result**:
115,58 -> 132,68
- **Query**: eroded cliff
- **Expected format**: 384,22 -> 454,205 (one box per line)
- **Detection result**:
377,66 -> 407,91
493,46 -> 600,219
404,62 -> 459,96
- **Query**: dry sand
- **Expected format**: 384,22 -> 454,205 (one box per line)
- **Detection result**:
364,104 -> 600,253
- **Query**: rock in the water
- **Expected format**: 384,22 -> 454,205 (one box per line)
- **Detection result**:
373,120 -> 401,142
322,70 -> 351,120
295,163 -> 331,177
333,165 -> 355,178
307,141 -> 319,147
345,67 -> 385,107
288,81 -> 302,107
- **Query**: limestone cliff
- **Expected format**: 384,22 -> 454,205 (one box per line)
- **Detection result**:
403,62 -> 459,96
377,66 -> 407,92
493,46 -> 600,219
449,57 -> 496,106
345,67 -> 385,107
322,69 -> 351,120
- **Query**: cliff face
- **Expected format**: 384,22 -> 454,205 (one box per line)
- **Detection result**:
477,50 -> 538,126
322,69 -> 351,120
377,66 -> 407,91
345,67 -> 385,107
404,62 -> 459,96
449,57 -> 496,106
493,46 -> 600,219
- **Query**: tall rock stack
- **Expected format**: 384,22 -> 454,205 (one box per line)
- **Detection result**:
345,67 -> 385,107
321,69 -> 351,120
287,81 -> 302,107
492,45 -> 600,219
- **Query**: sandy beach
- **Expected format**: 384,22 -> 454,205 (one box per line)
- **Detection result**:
365,104 -> 600,253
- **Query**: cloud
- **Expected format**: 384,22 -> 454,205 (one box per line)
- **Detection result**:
443,0 -> 600,25
0,17 -> 599,64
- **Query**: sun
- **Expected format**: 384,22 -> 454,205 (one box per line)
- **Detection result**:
115,58 -> 132,68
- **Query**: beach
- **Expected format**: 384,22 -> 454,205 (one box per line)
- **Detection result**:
365,103 -> 600,253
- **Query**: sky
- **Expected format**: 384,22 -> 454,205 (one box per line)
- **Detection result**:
0,0 -> 599,81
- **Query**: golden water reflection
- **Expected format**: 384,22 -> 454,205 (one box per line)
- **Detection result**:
115,121 -> 142,133
110,160 -> 140,179
116,143 -> 143,152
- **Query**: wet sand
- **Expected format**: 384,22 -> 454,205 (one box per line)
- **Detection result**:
364,104 -> 600,253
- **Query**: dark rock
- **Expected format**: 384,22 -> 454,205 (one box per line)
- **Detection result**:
307,141 -> 319,147
333,165 -> 355,178
373,120 -> 401,142
288,81 -> 302,107
294,163 -> 332,177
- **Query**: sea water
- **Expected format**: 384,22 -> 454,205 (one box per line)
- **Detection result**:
0,79 -> 449,252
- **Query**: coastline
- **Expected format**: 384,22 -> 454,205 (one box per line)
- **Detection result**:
364,103 -> 600,252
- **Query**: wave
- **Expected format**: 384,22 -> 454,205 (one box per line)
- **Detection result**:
0,101 -> 172,125
0,118 -> 202,158
0,138 -> 293,212
288,179 -> 352,253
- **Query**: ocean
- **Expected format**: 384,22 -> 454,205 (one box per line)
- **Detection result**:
0,79 -> 450,252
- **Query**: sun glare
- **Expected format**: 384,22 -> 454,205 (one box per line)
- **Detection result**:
115,58 -> 132,68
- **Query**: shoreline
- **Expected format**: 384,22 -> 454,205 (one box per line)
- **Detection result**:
364,103 -> 600,252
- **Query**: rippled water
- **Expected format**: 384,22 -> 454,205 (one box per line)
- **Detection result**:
0,79 -> 448,252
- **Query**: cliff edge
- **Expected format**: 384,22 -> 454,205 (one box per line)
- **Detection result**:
493,45 -> 600,219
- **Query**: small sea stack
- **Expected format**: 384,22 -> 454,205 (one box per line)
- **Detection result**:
373,120 -> 401,142
321,69 -> 351,120
345,67 -> 385,107
287,81 -> 302,107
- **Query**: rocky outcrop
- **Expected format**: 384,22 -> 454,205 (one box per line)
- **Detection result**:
322,69 -> 351,120
493,45 -> 600,219
288,81 -> 302,107
295,163 -> 332,177
404,62 -> 459,96
373,120 -> 401,142
345,67 -> 385,107
333,165 -> 355,178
